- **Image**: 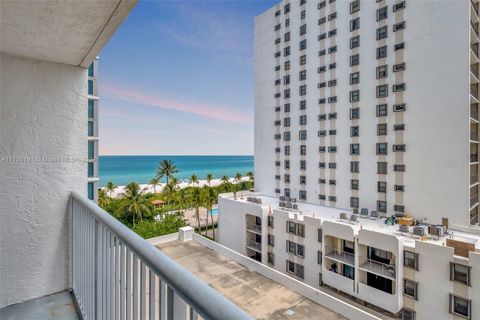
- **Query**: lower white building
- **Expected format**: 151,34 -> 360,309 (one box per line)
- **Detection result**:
218,193 -> 480,320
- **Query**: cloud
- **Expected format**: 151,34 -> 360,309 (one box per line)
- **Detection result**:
101,84 -> 253,125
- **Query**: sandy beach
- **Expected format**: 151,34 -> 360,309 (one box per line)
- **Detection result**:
104,177 -> 250,198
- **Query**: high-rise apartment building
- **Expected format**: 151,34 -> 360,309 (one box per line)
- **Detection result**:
219,1 -> 480,319
87,58 -> 99,202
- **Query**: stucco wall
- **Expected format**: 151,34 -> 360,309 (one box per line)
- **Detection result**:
0,53 -> 87,308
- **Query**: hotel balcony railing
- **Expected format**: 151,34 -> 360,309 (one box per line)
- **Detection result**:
472,22 -> 479,35
471,174 -> 479,185
472,64 -> 479,78
471,154 -> 479,162
471,131 -> 479,141
359,257 -> 396,280
470,194 -> 479,207
471,85 -> 479,100
246,223 -> 262,234
324,246 -> 355,266
473,44 -> 480,58
71,192 -> 252,320
246,239 -> 262,253
473,1 -> 480,19
471,108 -> 479,121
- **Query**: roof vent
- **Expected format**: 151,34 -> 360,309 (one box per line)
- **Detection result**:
399,225 -> 409,233
413,226 -> 425,236
428,225 -> 445,238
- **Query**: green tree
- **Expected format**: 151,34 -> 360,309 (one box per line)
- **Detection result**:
202,186 -> 218,240
149,177 -> 160,193
98,188 -> 111,208
155,159 -> 179,185
188,187 -> 203,235
246,171 -> 254,187
190,174 -> 199,187
132,214 -> 185,239
206,173 -> 213,186
117,182 -> 151,225
233,172 -> 243,200
105,181 -> 117,197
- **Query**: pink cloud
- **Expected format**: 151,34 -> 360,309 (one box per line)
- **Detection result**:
101,84 -> 253,125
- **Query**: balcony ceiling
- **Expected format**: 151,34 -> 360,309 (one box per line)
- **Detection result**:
0,0 -> 137,67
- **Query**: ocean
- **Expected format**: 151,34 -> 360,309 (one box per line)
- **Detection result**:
99,155 -> 254,187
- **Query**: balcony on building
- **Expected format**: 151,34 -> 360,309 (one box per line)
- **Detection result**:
245,214 -> 262,235
358,247 -> 396,293
323,236 -> 355,280
0,2 -> 252,319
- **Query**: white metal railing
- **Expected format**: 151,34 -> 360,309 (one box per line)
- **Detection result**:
359,257 -> 396,280
245,240 -> 262,252
324,246 -> 355,266
71,191 -> 252,320
246,223 -> 262,234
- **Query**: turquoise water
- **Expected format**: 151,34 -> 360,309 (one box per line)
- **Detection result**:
99,155 -> 254,187
209,208 -> 219,216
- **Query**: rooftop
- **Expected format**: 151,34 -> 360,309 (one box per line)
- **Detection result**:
225,193 -> 480,252
156,239 -> 345,320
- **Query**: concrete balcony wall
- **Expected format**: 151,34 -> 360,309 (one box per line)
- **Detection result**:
0,53 -> 87,308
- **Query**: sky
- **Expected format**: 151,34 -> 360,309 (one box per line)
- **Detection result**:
98,0 -> 276,156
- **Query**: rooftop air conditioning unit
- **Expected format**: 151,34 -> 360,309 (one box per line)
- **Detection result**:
428,225 -> 445,237
280,196 -> 286,201
279,201 -> 285,207
360,208 -> 369,217
399,225 -> 409,233
370,211 -> 379,218
340,212 -> 348,220
413,226 -> 425,236
292,204 -> 298,210
350,215 -> 358,222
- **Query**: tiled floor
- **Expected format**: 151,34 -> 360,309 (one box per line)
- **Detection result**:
0,291 -> 80,320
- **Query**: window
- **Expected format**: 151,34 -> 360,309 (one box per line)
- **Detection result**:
318,17 -> 326,25
319,194 -> 326,200
393,144 -> 406,152
299,70 -> 307,81
395,185 -> 404,192
299,100 -> 306,110
394,42 -> 405,51
377,143 -> 388,155
394,104 -> 406,112
350,17 -> 360,31
377,104 -> 388,116
299,85 -> 307,96
393,1 -> 406,12
318,82 -> 326,89
401,308 -> 416,320
319,49 -> 326,56
275,65 -> 281,71
268,252 -> 275,265
328,29 -> 337,37
285,32 -> 291,42
284,46 -> 291,57
395,205 -> 405,213
351,126 -> 359,137
300,24 -> 307,36
275,10 -> 281,17
286,221 -> 305,237
377,45 -> 387,59
319,162 -> 326,168
284,174 -> 290,183
283,131 -> 291,141
284,75 -> 290,85
376,26 -> 388,40
393,62 -> 406,72
299,130 -> 307,141
377,6 -> 387,21
350,0 -> 360,13
377,84 -> 388,98
351,179 -> 359,190
300,10 -> 306,19
350,90 -> 360,102
328,79 -> 337,87
377,123 -> 387,135
351,144 -> 360,155
88,182 -> 94,200
318,130 -> 326,137
300,0 -> 306,5
377,200 -> 387,213
88,100 -> 95,118
318,1 -> 326,9
328,45 -> 337,53
328,12 -> 337,21
404,251 -> 419,270
329,196 -> 336,202
317,250 -> 322,264
88,63 -> 95,77
284,117 -> 290,127
318,98 -> 326,104
285,60 -> 290,70
328,96 -> 337,103
351,161 -> 360,173
285,146 -> 290,155
300,55 -> 307,65
377,162 -> 387,174
403,279 -> 418,300
88,162 -> 94,177
393,83 -> 406,92
88,140 -> 95,159
450,263 -> 471,286
350,54 -> 360,66
300,160 -> 306,170
284,3 -> 290,14
284,103 -> 291,112
287,260 -> 295,274
268,234 -> 274,246
449,294 -> 471,319
88,80 -> 94,95
351,197 -> 359,208
328,146 -> 337,153
300,39 -> 307,50
329,163 -> 336,169
350,108 -> 360,120
318,114 -> 326,121
275,24 -> 281,31
394,164 -> 406,172
350,35 -> 360,49
393,21 -> 406,32
329,129 -> 336,136
329,63 -> 336,69
300,145 -> 307,155
284,89 -> 290,99
350,72 -> 360,84
376,65 -> 388,78
378,181 -> 387,193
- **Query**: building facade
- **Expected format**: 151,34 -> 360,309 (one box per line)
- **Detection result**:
254,0 -> 480,227
87,59 -> 99,202
219,1 -> 480,319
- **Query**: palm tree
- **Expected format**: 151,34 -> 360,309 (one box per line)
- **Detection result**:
163,177 -> 180,208
220,175 -> 231,193
206,173 -> 213,186
233,173 -> 243,200
188,187 -> 203,234
98,188 -> 111,208
149,177 -> 160,193
246,171 -> 254,185
155,159 -> 179,185
117,182 -> 150,225
202,186 -> 218,240
190,174 -> 199,187
105,181 -> 117,197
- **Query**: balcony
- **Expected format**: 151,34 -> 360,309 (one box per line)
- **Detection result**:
471,174 -> 479,185
324,246 -> 355,266
246,223 -> 262,234
471,153 -> 479,163
471,107 -> 479,122
470,194 -> 479,208
473,44 -> 480,59
470,131 -> 479,142
359,257 -> 396,280
471,64 -> 479,83
246,240 -> 262,253
70,192 -> 251,320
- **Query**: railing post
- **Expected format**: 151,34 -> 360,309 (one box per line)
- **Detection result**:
95,219 -> 102,319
